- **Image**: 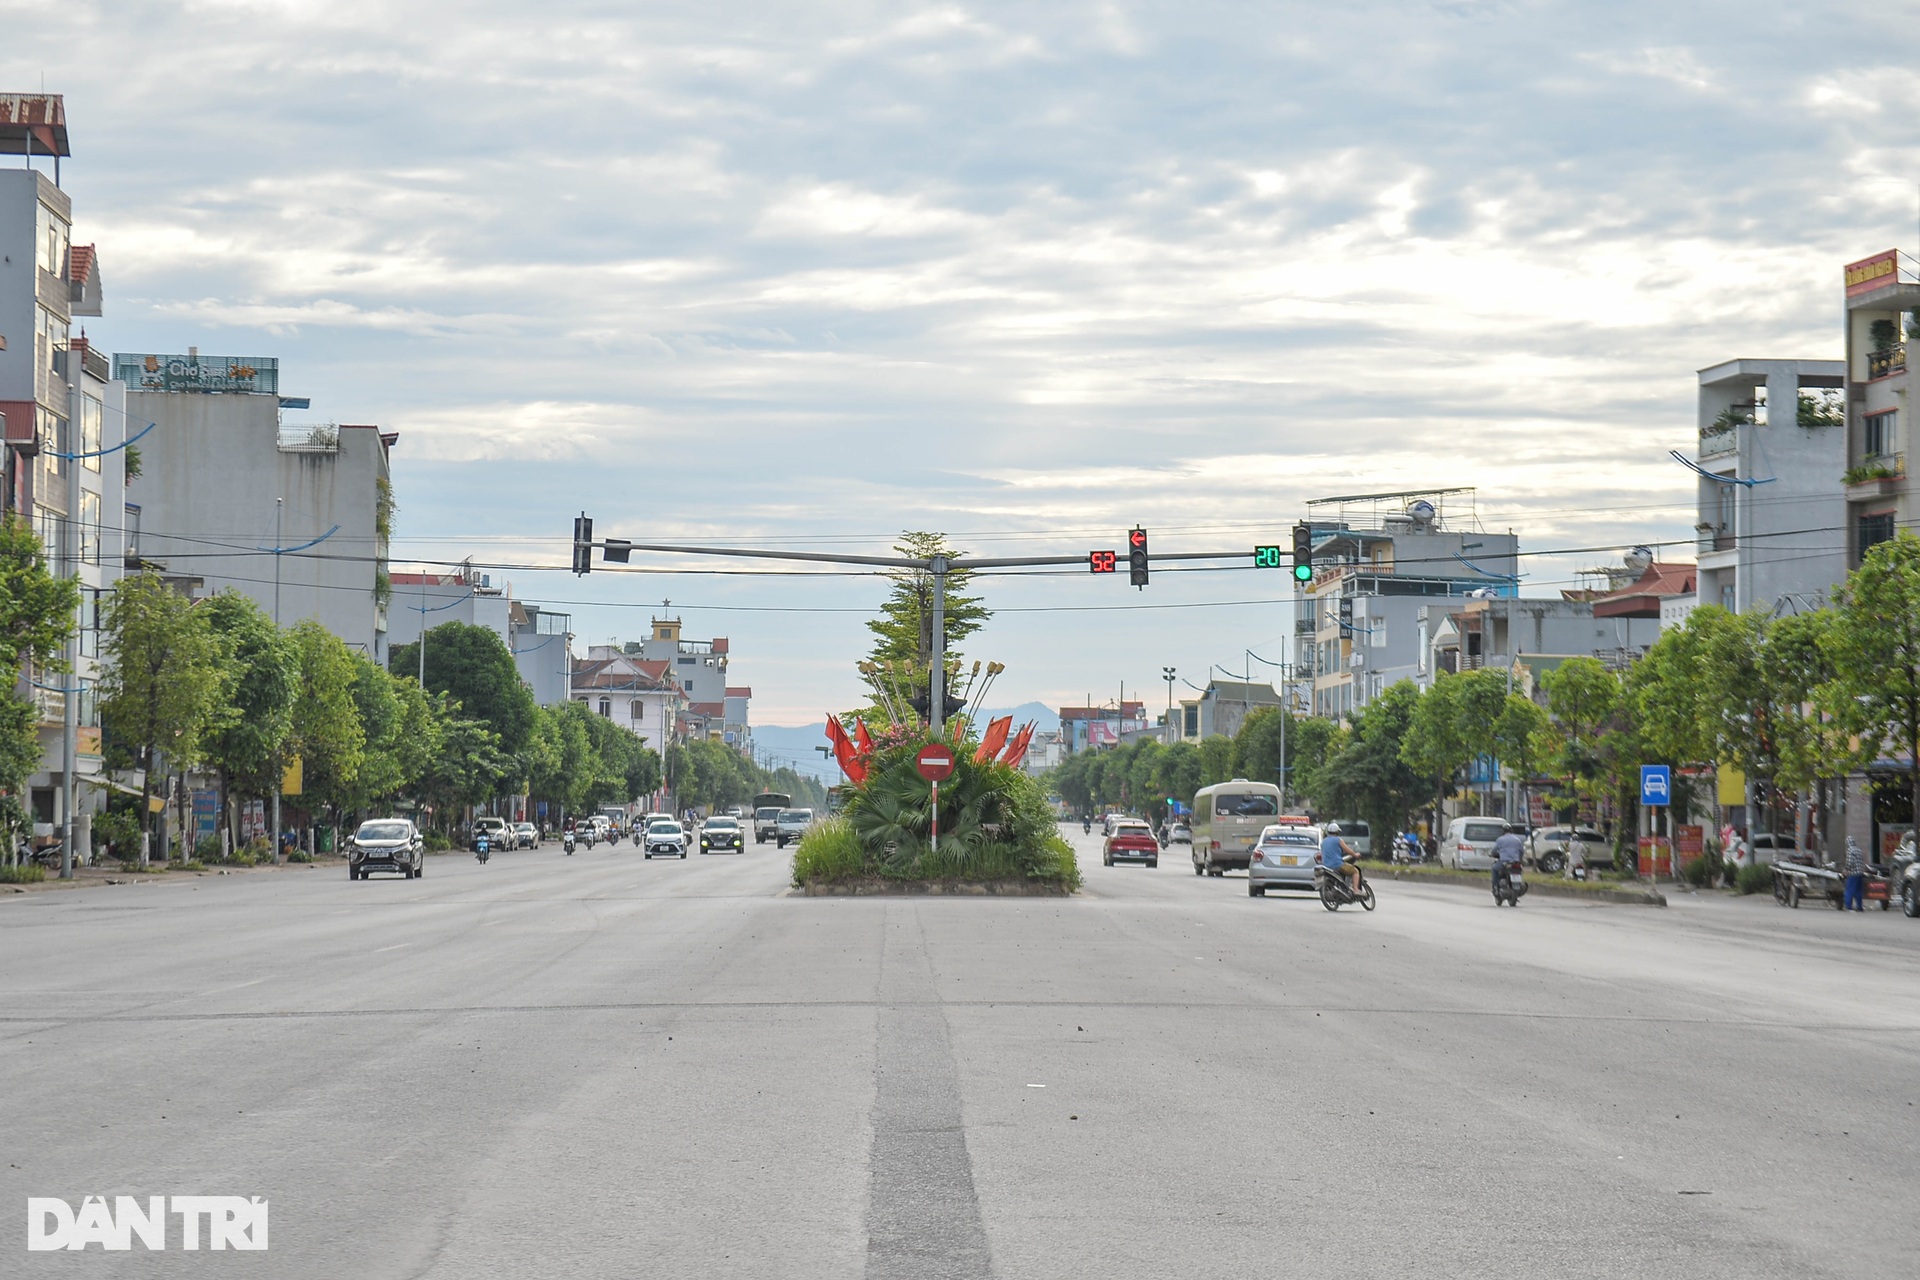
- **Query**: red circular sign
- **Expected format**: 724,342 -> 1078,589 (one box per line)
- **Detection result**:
914,743 -> 956,782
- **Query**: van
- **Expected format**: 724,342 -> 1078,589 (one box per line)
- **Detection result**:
1329,820 -> 1372,856
1190,780 -> 1283,875
1444,817 -> 1511,870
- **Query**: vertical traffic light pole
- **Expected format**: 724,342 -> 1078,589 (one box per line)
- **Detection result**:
930,554 -> 948,732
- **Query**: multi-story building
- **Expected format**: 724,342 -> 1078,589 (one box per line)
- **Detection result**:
510,602 -> 573,707
1302,489 -> 1518,718
637,617 -> 732,706
387,568 -> 511,657
1,95 -> 125,856
572,645 -> 684,752
1422,595 -> 1663,680
1841,248 -> 1920,565
1690,357 -> 1848,613
121,359 -> 393,658
1189,680 -> 1284,740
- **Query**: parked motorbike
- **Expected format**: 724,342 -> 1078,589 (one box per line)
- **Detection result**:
1314,859 -> 1376,912
475,834 -> 490,865
1493,861 -> 1527,906
1391,833 -> 1424,865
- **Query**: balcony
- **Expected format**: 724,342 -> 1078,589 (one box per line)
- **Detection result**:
1695,524 -> 1735,555
1868,345 -> 1908,380
1845,453 -> 1906,501
277,422 -> 340,453
1697,428 -> 1737,460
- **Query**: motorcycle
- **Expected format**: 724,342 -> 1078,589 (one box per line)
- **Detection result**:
1082,819 -> 1093,835
1493,861 -> 1527,906
1314,859 -> 1376,912
563,830 -> 575,855
1391,833 -> 1424,866
607,826 -> 622,847
475,833 -> 490,865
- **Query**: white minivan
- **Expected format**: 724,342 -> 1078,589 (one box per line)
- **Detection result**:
1444,817 -> 1511,870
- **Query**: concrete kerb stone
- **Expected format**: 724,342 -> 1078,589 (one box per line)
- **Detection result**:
797,878 -> 1076,897
1385,867 -> 1666,907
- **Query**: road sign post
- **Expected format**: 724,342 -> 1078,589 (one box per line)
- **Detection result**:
916,744 -> 956,859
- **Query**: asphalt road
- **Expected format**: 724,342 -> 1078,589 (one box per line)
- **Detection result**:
4,825 -> 1917,1278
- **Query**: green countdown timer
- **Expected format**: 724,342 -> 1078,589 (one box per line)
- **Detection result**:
1253,545 -> 1282,569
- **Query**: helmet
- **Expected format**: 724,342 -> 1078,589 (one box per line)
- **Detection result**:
1324,822 -> 1341,835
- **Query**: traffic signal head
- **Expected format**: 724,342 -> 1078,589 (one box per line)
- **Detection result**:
572,515 -> 594,575
1292,522 -> 1313,582
1128,527 -> 1149,587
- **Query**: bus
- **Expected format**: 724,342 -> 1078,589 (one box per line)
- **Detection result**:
1189,779 -> 1284,875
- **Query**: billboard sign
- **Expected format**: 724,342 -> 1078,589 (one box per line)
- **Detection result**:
1845,249 -> 1901,298
112,353 -> 279,395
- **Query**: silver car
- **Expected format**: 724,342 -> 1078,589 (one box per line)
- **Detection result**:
1248,824 -> 1324,897
1526,825 -> 1609,872
644,820 -> 688,859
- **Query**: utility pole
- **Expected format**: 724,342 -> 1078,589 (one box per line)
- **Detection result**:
930,555 -> 947,731
272,497 -> 282,865
1162,667 -> 1176,744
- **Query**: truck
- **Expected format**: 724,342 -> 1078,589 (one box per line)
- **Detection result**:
752,792 -> 791,845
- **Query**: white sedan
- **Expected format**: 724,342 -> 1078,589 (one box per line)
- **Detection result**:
643,821 -> 688,860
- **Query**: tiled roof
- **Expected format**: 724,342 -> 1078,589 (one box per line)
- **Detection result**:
1593,563 -> 1696,618
724,686 -> 752,698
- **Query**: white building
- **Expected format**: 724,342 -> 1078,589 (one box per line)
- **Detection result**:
1691,357 -> 1848,614
572,645 -> 683,753
0,96 -> 125,856
122,366 -> 393,659
510,602 -> 573,708
1841,249 -> 1920,567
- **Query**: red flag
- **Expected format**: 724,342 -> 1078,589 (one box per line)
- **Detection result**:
974,715 -> 1013,763
1001,722 -> 1036,770
824,715 -> 867,785
854,719 -> 874,759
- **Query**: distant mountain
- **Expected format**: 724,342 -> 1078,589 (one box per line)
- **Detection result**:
751,702 -> 1061,783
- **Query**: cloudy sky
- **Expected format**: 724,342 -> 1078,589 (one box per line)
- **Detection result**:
8,0 -> 1920,732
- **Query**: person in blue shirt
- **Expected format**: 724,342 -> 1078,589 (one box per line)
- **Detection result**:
1491,826 -> 1526,893
1321,823 -> 1360,895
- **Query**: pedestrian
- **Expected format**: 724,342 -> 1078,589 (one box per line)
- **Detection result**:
1843,837 -> 1867,912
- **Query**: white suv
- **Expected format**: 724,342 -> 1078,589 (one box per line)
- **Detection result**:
775,809 -> 814,848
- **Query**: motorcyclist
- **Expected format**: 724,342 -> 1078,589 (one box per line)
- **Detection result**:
1492,825 -> 1526,895
1082,816 -> 1092,835
1320,822 -> 1361,895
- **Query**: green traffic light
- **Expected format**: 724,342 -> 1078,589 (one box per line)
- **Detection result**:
1292,563 -> 1313,582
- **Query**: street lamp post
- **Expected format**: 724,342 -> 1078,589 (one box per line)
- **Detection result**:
1162,666 -> 1176,743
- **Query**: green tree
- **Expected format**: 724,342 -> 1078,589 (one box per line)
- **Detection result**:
863,532 -> 992,723
0,515 -> 77,860
1152,740 -> 1204,809
418,704 -> 508,819
1319,680 -> 1439,838
97,573 -> 224,861
1401,669 -> 1508,811
1538,657 -> 1624,807
390,620 -> 537,756
1197,736 -> 1236,790
287,620 -> 366,832
199,591 -> 297,843
1825,533 -> 1920,830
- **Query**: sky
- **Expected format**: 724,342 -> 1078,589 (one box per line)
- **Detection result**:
8,0 -> 1920,732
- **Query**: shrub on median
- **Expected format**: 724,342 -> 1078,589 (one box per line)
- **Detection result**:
1735,862 -> 1773,895
0,864 -> 45,884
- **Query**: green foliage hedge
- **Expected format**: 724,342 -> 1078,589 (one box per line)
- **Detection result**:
1735,862 -> 1773,895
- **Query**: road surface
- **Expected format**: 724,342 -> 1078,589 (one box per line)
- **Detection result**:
4,826 -> 1915,1277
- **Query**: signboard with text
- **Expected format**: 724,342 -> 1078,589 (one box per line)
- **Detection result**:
112,353 -> 280,395
1845,249 -> 1901,298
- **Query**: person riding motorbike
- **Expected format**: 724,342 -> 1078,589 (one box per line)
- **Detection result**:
1491,825 -> 1526,896
1082,817 -> 1092,835
1320,823 -> 1361,895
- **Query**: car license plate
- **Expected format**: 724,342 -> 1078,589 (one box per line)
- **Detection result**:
1279,855 -> 1299,866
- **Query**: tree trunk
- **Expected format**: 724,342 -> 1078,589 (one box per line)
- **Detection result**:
138,745 -> 154,868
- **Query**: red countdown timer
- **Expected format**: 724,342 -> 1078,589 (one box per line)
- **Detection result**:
1089,550 -> 1117,573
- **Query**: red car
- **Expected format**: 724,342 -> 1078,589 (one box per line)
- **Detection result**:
1103,821 -> 1160,868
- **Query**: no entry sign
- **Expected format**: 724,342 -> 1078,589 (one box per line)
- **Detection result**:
915,743 -> 956,782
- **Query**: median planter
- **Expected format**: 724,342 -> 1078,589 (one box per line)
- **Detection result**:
790,732 -> 1080,894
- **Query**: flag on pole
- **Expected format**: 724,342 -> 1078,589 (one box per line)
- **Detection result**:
854,719 -> 874,759
1000,722 -> 1036,770
974,715 -> 1013,763
824,715 -> 867,785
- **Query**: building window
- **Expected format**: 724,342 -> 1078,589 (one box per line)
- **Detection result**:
1719,584 -> 1735,611
598,698 -> 612,717
79,490 -> 99,565
1865,410 -> 1896,460
80,395 -> 101,472
630,701 -> 643,720
124,504 -> 140,561
1860,511 -> 1896,555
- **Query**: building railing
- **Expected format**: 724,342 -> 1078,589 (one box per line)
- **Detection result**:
1696,525 -> 1734,554
1844,453 -> 1906,488
1869,344 -> 1907,380
1697,428 -> 1737,459
277,423 -> 340,453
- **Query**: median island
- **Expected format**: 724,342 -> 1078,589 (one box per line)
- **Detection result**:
792,726 -> 1079,896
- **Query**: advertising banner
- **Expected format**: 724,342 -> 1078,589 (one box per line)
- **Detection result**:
1845,249 -> 1901,298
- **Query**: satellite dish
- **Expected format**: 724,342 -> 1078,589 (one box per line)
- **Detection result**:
1624,545 -> 1653,573
1407,500 -> 1436,528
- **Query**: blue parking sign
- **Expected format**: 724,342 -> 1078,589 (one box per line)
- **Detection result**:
1640,765 -> 1671,806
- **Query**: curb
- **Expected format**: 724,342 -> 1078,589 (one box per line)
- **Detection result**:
797,878 -> 1076,897
1385,869 -> 1666,907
